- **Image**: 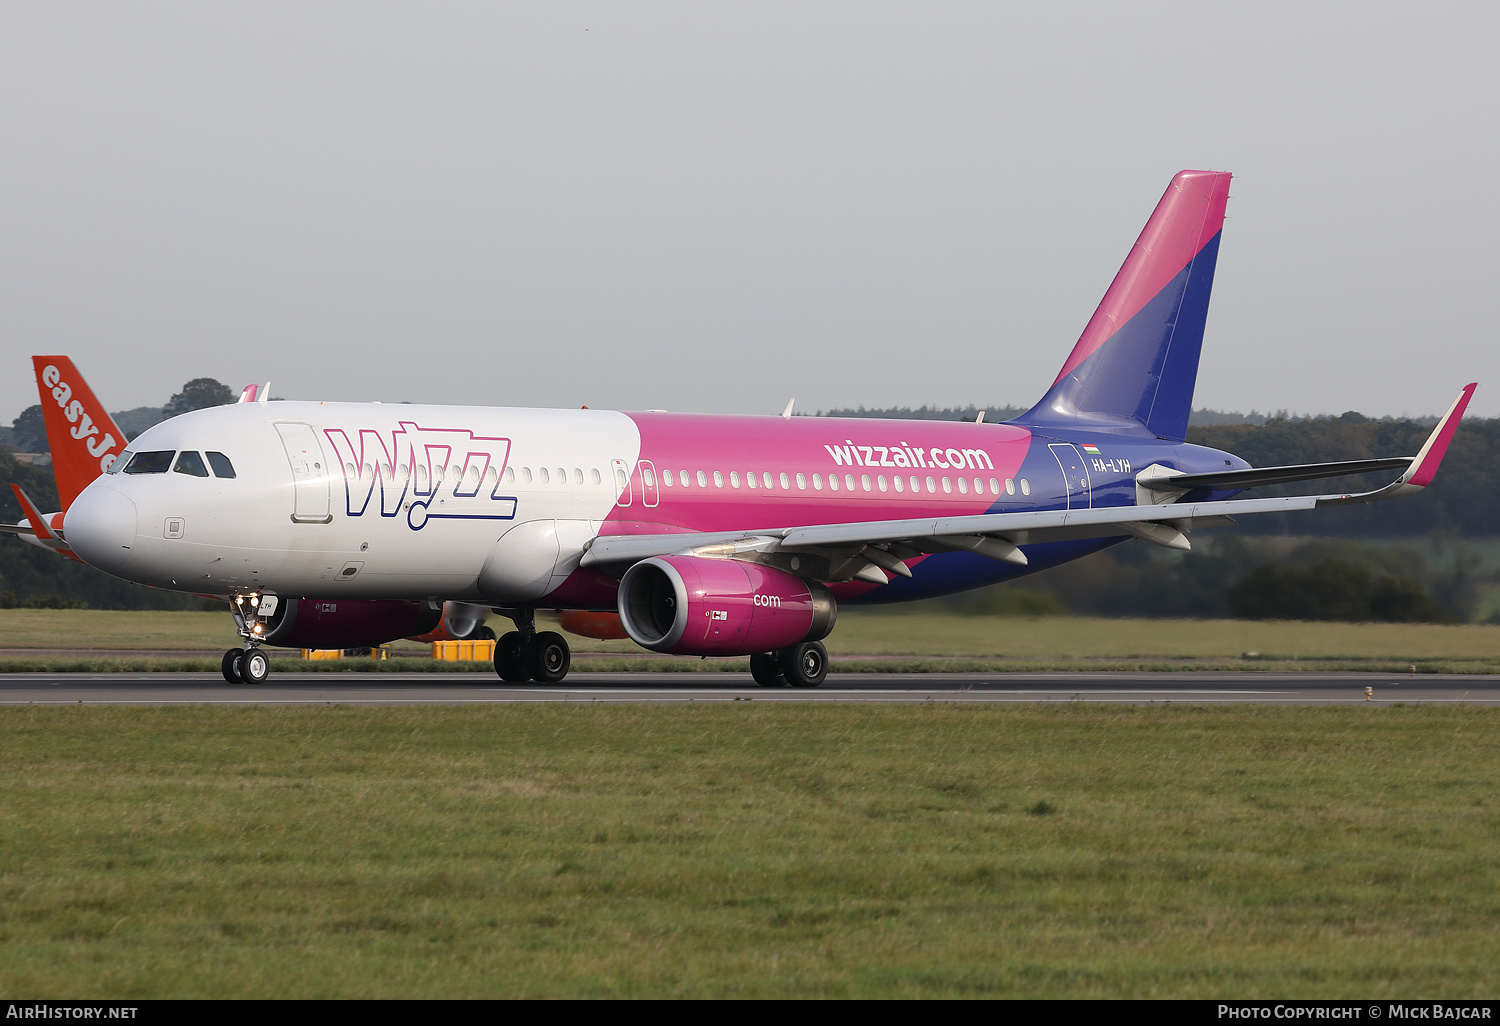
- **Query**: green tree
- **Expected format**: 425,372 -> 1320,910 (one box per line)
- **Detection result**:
1224,558 -> 1450,623
162,378 -> 234,419
10,405 -> 46,452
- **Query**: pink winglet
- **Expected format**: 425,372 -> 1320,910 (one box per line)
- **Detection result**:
237,384 -> 259,404
1053,170 -> 1232,385
1407,383 -> 1477,488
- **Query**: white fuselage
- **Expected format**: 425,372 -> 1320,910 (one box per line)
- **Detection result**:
67,402 -> 642,602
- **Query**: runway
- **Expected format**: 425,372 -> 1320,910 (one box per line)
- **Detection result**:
2,671 -> 1498,704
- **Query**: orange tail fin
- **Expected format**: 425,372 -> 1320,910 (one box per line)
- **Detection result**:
32,356 -> 129,509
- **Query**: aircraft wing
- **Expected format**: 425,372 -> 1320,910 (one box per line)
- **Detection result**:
581,384 -> 1475,581
0,522 -> 36,536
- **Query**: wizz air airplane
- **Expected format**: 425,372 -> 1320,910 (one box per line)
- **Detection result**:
51,170 -> 1475,687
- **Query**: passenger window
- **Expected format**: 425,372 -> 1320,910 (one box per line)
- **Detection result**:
796,473 -> 806,490
594,468 -> 604,485
644,468 -> 655,487
878,475 -> 887,492
746,472 -> 757,489
681,470 -> 691,487
522,467 -> 532,484
713,471 -> 724,488
729,471 -> 739,488
762,472 -> 773,489
925,476 -> 936,493
124,451 -> 174,475
540,467 -> 550,484
574,468 -> 584,485
845,474 -> 856,491
828,474 -> 839,491
910,476 -> 920,493
893,476 -> 903,493
812,473 -> 822,490
206,451 -> 236,478
505,466 -> 516,484
942,477 -> 953,493
958,477 -> 968,494
779,472 -> 790,489
1020,478 -> 1031,496
557,468 -> 567,484
173,451 -> 210,477
989,478 -> 1000,494
617,468 -> 629,490
1005,478 -> 1015,495
861,474 -> 872,491
697,471 -> 707,487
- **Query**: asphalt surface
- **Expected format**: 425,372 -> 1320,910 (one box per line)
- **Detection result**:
2,671 -> 1498,704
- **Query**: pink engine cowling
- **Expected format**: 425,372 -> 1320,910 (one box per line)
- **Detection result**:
617,555 -> 836,656
259,598 -> 443,650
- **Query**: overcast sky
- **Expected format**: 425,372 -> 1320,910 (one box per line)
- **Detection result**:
2,2 -> 1495,425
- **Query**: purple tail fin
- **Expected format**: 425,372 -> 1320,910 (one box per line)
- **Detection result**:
1017,170 -> 1232,441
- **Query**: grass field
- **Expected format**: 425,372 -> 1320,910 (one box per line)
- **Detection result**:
3,704 -> 1498,998
4,609 -> 1500,673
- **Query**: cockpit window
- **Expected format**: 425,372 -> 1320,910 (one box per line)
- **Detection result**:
105,450 -> 130,474
123,451 -> 175,475
206,452 -> 236,479
173,451 -> 210,477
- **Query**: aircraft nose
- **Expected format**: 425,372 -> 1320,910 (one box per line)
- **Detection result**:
66,486 -> 137,571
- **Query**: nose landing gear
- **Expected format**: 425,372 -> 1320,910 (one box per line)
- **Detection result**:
224,592 -> 279,685
493,608 -> 572,684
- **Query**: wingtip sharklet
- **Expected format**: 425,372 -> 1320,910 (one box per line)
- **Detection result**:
1403,382 -> 1477,488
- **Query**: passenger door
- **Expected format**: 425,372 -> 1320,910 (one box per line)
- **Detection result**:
276,423 -> 332,523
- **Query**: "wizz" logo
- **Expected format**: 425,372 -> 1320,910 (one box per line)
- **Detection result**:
322,422 -> 517,530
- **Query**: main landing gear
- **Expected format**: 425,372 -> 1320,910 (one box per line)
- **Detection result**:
750,641 -> 828,688
493,608 -> 572,684
223,593 -> 277,685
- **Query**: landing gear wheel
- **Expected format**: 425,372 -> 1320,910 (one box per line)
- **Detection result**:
494,632 -> 530,682
778,641 -> 828,688
221,648 -> 244,684
527,631 -> 571,683
241,648 -> 271,685
750,652 -> 787,687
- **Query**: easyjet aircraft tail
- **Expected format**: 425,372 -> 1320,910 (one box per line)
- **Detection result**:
32,355 -> 129,509
1015,169 -> 1232,441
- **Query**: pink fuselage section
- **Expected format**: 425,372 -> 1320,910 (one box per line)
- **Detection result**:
546,413 -> 1034,608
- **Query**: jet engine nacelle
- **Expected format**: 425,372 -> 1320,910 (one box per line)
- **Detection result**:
617,555 -> 836,656
258,598 -> 443,650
